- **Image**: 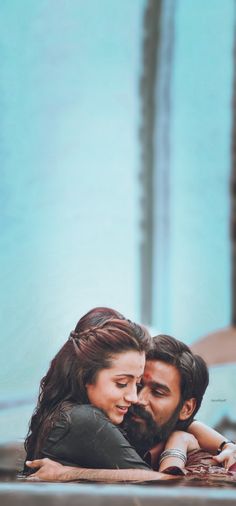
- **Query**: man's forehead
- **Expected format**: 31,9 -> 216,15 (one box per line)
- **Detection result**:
143,360 -> 181,391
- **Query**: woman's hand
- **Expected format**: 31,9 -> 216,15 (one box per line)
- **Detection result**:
26,458 -> 68,481
212,443 -> 236,471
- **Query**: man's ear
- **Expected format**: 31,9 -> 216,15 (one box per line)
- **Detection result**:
178,398 -> 196,421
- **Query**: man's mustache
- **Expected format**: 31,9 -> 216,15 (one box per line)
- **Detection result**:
128,404 -> 154,424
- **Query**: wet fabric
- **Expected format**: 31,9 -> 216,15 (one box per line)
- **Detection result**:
185,448 -> 236,476
41,404 -> 150,470
146,444 -> 236,478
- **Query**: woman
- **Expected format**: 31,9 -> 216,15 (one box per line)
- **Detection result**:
24,307 -> 154,472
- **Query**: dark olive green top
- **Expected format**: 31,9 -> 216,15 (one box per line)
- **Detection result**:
41,404 -> 150,470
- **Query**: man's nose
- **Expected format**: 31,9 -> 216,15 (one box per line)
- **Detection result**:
137,386 -> 149,406
124,385 -> 138,404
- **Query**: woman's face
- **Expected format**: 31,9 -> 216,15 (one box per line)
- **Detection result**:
86,350 -> 145,424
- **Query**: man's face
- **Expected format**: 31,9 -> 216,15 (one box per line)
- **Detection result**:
125,360 -> 183,449
137,360 -> 182,425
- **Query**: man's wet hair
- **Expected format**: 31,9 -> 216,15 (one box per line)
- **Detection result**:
146,334 -> 209,429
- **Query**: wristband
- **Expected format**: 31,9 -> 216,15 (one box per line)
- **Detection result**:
217,440 -> 236,454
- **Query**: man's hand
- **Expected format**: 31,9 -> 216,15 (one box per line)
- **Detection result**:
26,458 -> 68,482
25,458 -> 180,483
212,443 -> 236,471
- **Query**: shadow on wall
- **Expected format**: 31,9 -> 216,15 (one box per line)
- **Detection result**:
191,327 -> 236,366
191,328 -> 236,438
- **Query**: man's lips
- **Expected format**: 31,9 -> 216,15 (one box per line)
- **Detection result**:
128,405 -> 152,424
130,414 -> 146,424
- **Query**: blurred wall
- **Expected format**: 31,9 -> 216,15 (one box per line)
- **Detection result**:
152,0 -> 234,342
0,0 -> 145,443
1,0 -> 235,443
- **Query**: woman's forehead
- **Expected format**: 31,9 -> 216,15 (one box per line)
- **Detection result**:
108,350 -> 146,374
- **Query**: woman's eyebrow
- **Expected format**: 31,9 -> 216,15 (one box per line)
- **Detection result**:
114,374 -> 135,378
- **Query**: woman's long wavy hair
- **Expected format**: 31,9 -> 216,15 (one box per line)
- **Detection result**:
24,307 -> 150,464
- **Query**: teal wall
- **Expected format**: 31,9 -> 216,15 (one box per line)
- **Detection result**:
0,0 -> 145,442
152,0 -> 234,343
0,0 -> 235,442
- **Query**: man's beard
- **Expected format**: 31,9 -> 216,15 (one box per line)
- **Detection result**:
123,403 -> 182,456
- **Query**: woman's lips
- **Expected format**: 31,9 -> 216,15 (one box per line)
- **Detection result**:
116,406 -> 129,415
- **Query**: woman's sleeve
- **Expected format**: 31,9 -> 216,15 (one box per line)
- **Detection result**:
42,405 -> 150,470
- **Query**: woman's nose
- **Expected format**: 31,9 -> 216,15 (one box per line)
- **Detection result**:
137,386 -> 149,406
124,385 -> 138,404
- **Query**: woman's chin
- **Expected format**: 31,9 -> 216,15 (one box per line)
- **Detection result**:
109,412 -> 125,425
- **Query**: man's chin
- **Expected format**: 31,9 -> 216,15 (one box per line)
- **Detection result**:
124,409 -> 159,449
124,403 -> 183,450
129,417 -> 148,438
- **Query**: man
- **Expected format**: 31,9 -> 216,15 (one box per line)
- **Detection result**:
26,334 -> 236,482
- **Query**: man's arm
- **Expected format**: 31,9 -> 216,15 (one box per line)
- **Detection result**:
159,431 -> 199,472
188,421 -> 228,450
25,458 -> 178,483
188,421 -> 236,469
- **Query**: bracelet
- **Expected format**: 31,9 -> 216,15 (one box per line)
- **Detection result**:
217,440 -> 236,454
159,449 -> 187,465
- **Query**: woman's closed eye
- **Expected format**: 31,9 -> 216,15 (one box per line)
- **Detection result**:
116,382 -> 128,389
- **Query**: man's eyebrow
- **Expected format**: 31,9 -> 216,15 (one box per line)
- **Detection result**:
148,381 -> 171,393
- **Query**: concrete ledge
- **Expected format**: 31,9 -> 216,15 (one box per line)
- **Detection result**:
1,443 -> 236,506
0,482 -> 236,506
